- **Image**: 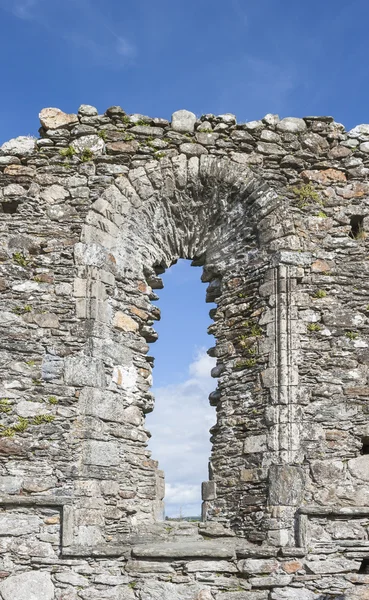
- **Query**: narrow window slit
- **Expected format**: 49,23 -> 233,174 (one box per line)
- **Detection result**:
359,558 -> 369,573
349,215 -> 365,239
146,259 -> 216,520
361,436 -> 369,455
2,200 -> 20,214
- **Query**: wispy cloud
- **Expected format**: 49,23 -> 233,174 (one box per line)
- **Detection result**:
66,30 -> 136,66
12,0 -> 38,19
0,0 -> 136,67
147,349 -> 216,518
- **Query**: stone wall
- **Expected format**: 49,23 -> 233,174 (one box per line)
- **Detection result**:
0,105 -> 369,598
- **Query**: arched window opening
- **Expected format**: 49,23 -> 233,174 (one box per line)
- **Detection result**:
146,259 -> 216,520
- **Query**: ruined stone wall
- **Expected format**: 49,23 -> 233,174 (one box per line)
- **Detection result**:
0,105 -> 369,599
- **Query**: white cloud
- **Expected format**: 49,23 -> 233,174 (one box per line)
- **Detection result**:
147,349 -> 216,517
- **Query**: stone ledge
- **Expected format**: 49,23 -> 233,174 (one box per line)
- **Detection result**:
0,495 -> 72,506
299,505 -> 369,516
62,544 -> 131,558
132,541 -> 236,559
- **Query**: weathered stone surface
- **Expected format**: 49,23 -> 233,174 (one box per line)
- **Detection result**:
239,558 -> 279,574
202,481 -> 216,500
0,136 -> 36,156
132,542 -> 234,559
0,515 -> 40,536
220,594 -> 267,600
54,571 -> 89,586
328,144 -> 352,159
301,168 -> 346,183
348,123 -> 369,137
0,103 -> 368,599
277,117 -> 306,133
4,164 -> 35,176
172,110 -> 197,133
243,434 -> 266,454
64,356 -> 105,387
0,476 -> 22,493
112,312 -> 139,332
79,587 -> 134,599
195,591 -> 214,600
0,571 -> 54,600
268,466 -> 305,505
271,589 -> 316,600
301,132 -> 329,153
140,582 -> 202,600
257,142 -> 285,156
348,454 -> 369,481
346,588 -> 369,600
179,143 -> 208,156
186,560 -> 237,573
244,120 -> 263,130
311,258 -> 331,272
79,104 -> 98,116
40,184 -> 69,203
83,440 -> 120,466
305,558 -> 359,574
106,141 -> 139,154
71,134 -> 105,155
39,107 -> 78,129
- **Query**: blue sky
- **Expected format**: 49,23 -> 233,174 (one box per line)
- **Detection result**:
2,0 -> 369,516
147,261 -> 216,517
1,0 -> 369,144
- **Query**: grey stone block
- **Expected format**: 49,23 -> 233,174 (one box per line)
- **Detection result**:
202,481 -> 216,500
0,571 -> 54,600
83,440 -> 120,466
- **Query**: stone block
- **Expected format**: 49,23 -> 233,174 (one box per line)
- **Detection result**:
71,134 -> 105,155
346,588 -> 369,600
64,356 -> 106,387
202,481 -> 216,500
132,542 -> 234,559
348,455 -> 369,481
139,581 -> 202,600
249,575 -> 292,588
305,558 -> 360,574
171,110 -> 196,133
39,107 -> 78,129
54,572 -> 89,586
83,440 -> 120,466
277,117 -> 307,133
0,136 -> 36,156
0,571 -> 54,600
180,143 -> 208,157
79,586 -> 134,599
220,594 -> 268,600
271,589 -> 316,600
0,514 -> 40,536
112,311 -> 139,332
243,434 -> 267,454
0,476 -> 22,494
186,560 -> 237,572
268,465 -> 305,506
238,558 -> 279,574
